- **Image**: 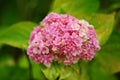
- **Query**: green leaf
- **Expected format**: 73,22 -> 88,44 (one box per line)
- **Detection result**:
84,13 -> 114,45
0,22 -> 37,49
51,0 -> 114,45
87,30 -> 120,80
59,63 -> 90,80
97,30 -> 120,73
59,64 -> 81,80
51,0 -> 99,14
40,62 -> 61,80
89,59 -> 117,80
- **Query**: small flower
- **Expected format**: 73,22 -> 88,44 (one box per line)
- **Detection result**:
27,12 -> 100,67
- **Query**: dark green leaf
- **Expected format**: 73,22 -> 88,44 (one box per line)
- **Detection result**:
0,66 -> 29,80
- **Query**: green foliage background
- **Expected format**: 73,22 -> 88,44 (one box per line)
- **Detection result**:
0,0 -> 120,80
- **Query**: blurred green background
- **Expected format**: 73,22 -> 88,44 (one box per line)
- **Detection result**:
0,0 -> 120,80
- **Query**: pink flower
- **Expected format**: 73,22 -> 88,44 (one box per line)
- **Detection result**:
27,12 -> 100,66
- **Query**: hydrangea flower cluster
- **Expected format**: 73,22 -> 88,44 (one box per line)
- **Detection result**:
27,12 -> 100,67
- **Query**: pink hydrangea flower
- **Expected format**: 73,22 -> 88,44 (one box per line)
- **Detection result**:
27,12 -> 100,66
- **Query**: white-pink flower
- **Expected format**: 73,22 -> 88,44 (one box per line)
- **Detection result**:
27,12 -> 100,66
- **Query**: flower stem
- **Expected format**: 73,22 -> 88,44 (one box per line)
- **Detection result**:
24,50 -> 34,80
